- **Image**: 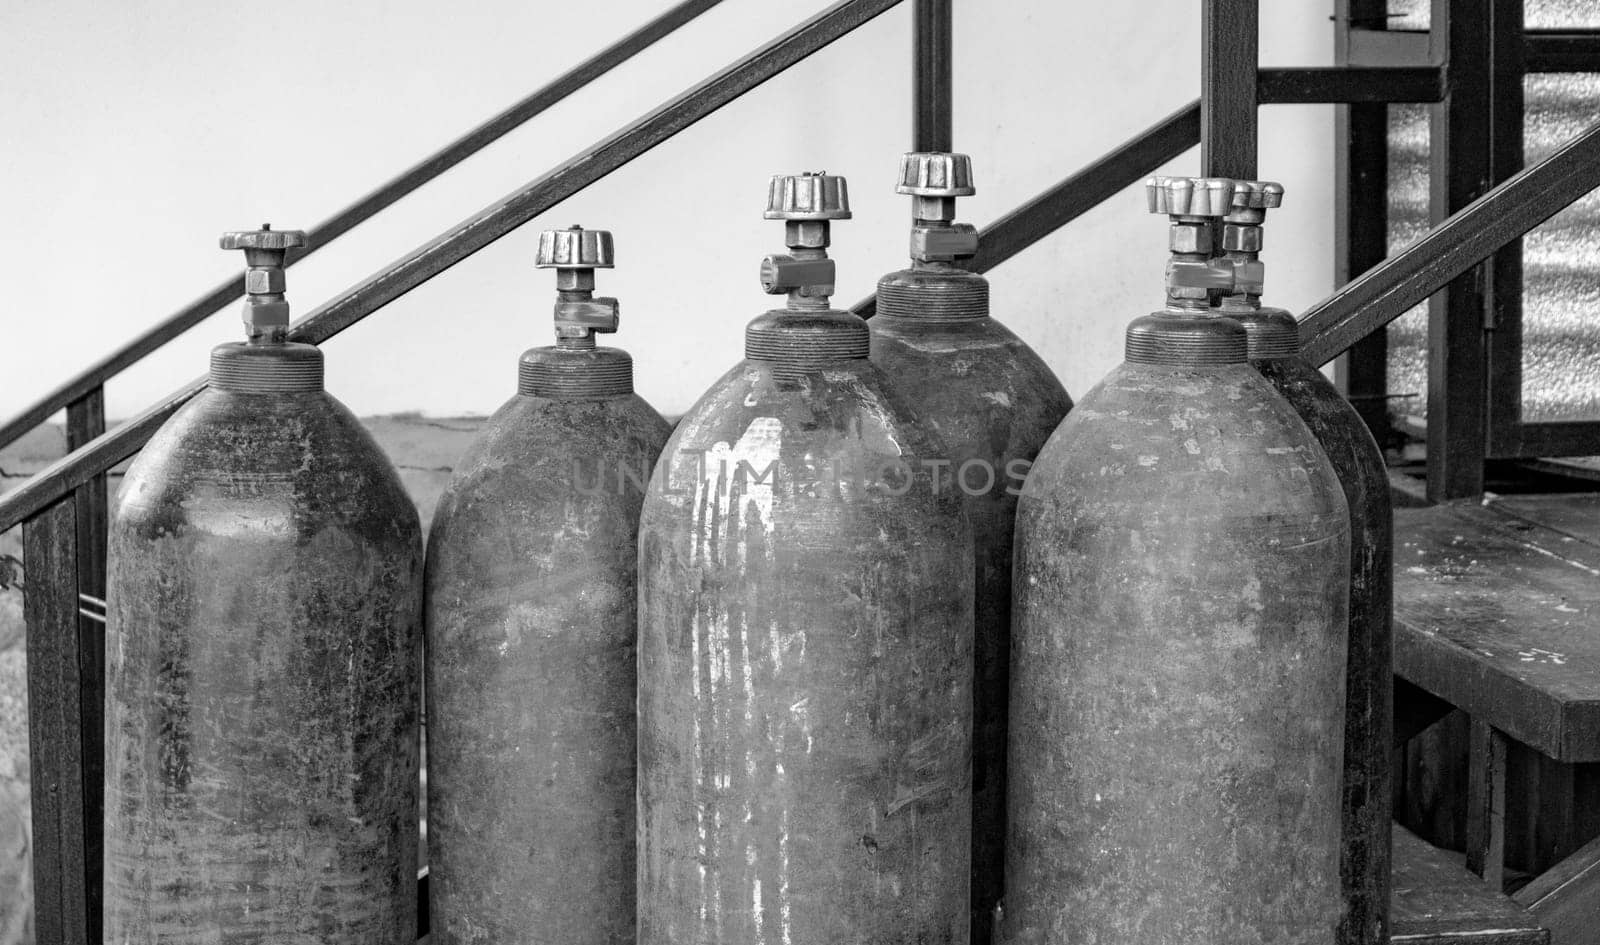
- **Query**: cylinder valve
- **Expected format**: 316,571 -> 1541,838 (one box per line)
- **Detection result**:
536,225 -> 618,349
1217,180 -> 1297,360
1217,180 -> 1284,306
760,171 -> 851,309
1146,177 -> 1237,311
899,151 -> 979,264
1123,177 -> 1248,367
220,225 -> 307,345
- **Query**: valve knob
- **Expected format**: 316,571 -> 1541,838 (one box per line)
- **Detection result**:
1145,176 -> 1235,218
219,225 -> 308,252
764,172 -> 852,220
1230,180 -> 1285,211
536,225 -> 615,270
896,152 -> 976,197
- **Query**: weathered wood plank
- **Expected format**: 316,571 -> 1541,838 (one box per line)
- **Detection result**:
1466,721 -> 1509,886
1393,502 -> 1600,762
1393,824 -> 1548,944
1515,832 -> 1600,945
23,499 -> 91,945
1491,494 -> 1600,552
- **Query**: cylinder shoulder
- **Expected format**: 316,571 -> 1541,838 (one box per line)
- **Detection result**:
429,392 -> 670,539
1026,362 -> 1347,522
871,315 -> 1071,461
1254,359 -> 1388,477
646,359 -> 966,524
114,388 -> 420,545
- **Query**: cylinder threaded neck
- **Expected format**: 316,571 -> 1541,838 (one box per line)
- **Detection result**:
1124,313 -> 1249,366
876,268 -> 988,321
208,342 -> 324,393
519,347 -> 633,399
1228,304 -> 1302,361
745,310 -> 869,371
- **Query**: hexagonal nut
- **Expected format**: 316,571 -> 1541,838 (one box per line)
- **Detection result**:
1168,221 -> 1214,256
783,220 -> 832,250
1221,223 -> 1263,254
911,224 -> 979,261
220,228 -> 307,251
244,267 -> 287,295
242,298 -> 290,329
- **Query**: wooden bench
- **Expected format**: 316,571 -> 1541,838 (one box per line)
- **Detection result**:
1393,494 -> 1600,944
1393,824 -> 1548,944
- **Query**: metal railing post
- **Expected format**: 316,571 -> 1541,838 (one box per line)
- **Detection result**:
22,498 -> 96,945
1424,0 -> 1496,500
1335,0 -> 1397,447
60,388 -> 106,944
913,0 -> 952,152
1202,0 -> 1259,180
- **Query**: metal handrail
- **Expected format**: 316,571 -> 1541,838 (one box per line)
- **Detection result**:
0,0 -> 724,455
852,100 -> 1202,317
1299,117 -> 1600,366
0,0 -> 905,535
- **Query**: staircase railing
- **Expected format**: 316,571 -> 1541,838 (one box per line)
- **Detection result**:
9,1 -> 1600,943
0,0 -> 724,459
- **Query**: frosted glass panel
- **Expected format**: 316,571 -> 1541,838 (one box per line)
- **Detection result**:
1528,0 -> 1600,28
1386,0 -> 1428,30
1385,104 -> 1430,427
1388,0 -> 1600,28
1384,80 -> 1600,427
1520,73 -> 1600,422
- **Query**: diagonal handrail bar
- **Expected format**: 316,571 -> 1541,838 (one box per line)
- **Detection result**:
17,82 -> 1579,536
852,100 -> 1201,317
1299,117 -> 1600,366
0,0 -> 724,455
0,0 -> 905,536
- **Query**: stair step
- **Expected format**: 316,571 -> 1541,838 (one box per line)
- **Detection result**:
1392,824 -> 1549,944
1393,498 -> 1600,764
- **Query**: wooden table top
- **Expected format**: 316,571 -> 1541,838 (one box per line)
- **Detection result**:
1393,494 -> 1600,763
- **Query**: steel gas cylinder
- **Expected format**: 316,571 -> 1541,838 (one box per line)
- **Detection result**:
637,173 -> 975,945
1004,178 -> 1350,945
867,152 -> 1071,945
1218,182 -> 1393,945
104,227 -> 423,945
424,225 -> 670,945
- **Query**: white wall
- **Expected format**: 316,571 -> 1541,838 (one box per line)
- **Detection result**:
0,0 -> 1334,422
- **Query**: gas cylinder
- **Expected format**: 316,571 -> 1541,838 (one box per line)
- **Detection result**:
637,172 -> 975,945
104,226 -> 423,944
1004,178 -> 1350,945
1217,182 -> 1392,945
424,225 -> 670,945
867,152 -> 1071,945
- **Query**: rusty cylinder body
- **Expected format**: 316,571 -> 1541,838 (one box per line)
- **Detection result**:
105,341 -> 423,945
1238,306 -> 1393,945
869,265 -> 1070,945
1005,312 -> 1350,945
637,308 -> 976,945
424,342 -> 670,945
